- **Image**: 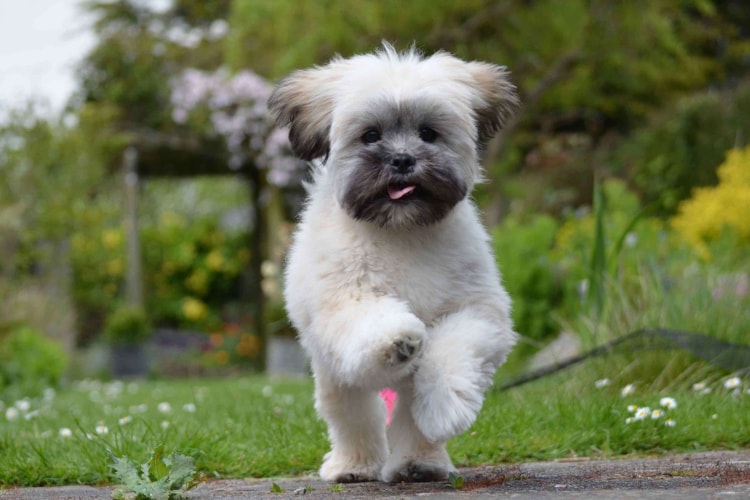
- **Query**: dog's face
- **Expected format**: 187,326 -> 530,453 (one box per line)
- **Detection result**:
269,44 -> 518,228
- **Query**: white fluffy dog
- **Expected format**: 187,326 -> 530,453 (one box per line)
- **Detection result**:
268,43 -> 518,483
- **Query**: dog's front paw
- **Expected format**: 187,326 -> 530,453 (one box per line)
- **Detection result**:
385,335 -> 423,366
378,314 -> 426,374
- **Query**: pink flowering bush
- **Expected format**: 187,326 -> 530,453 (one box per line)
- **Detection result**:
170,68 -> 307,187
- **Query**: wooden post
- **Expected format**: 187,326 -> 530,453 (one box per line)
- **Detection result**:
245,167 -> 267,371
123,146 -> 144,309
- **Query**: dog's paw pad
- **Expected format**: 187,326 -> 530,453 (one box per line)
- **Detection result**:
386,336 -> 422,366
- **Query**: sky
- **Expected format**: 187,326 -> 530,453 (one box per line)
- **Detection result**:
0,0 -> 95,116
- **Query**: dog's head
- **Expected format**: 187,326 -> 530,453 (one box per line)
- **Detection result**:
268,43 -> 518,228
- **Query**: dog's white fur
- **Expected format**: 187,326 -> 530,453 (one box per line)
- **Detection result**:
269,44 -> 518,483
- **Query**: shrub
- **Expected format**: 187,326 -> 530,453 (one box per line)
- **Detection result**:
619,82 -> 750,215
671,147 -> 750,260
72,215 -> 249,340
493,214 -> 564,342
0,325 -> 68,397
103,305 -> 152,344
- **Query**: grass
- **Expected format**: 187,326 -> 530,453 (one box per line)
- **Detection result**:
1,364 -> 748,487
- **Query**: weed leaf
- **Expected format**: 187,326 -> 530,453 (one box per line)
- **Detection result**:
109,446 -> 200,500
448,471 -> 465,489
270,482 -> 284,493
148,444 -> 169,481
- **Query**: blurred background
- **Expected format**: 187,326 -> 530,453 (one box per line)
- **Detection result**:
1,0 -> 748,386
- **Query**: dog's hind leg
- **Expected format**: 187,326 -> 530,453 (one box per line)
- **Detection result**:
314,373 -> 388,482
381,382 -> 456,483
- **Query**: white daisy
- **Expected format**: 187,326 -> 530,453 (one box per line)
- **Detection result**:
15,399 -> 31,412
724,377 -> 741,389
634,407 -> 651,420
659,397 -> 677,409
595,378 -> 611,388
621,384 -> 636,397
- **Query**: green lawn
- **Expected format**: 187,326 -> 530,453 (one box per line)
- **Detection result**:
1,365 -> 748,487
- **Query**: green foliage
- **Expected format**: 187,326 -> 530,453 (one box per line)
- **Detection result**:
0,326 -> 68,398
71,211 -> 248,339
140,215 -> 247,331
269,482 -> 283,493
2,375 -> 750,487
493,214 -> 563,342
448,472 -> 465,490
0,105 -> 124,279
671,146 -> 750,260
619,82 -> 750,214
588,178 -> 607,320
104,306 -> 152,344
111,445 -> 200,500
226,0 -> 486,79
78,0 -> 228,129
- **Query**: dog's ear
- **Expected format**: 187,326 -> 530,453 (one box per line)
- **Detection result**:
268,64 -> 342,161
466,62 -> 520,144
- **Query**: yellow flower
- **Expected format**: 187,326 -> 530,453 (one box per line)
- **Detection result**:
160,211 -> 185,228
237,248 -> 251,265
101,229 -> 122,249
215,351 -> 229,365
106,258 -> 124,276
186,269 -> 208,295
206,250 -> 225,271
672,147 -> 750,259
182,297 -> 208,321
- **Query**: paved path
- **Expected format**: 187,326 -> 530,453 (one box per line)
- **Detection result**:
1,450 -> 748,499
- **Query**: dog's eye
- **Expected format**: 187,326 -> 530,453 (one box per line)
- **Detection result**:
419,127 -> 438,143
361,130 -> 381,144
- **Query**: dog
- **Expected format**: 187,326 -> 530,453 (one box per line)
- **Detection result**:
268,43 -> 518,483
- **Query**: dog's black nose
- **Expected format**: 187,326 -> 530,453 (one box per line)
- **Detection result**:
390,153 -> 416,174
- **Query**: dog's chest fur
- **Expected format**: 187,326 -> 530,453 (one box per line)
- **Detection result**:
287,197 -> 498,328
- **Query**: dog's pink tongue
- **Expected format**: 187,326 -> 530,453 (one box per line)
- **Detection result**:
388,185 -> 416,200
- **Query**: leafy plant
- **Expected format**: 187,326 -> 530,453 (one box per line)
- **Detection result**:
269,482 -> 283,493
0,325 -> 68,398
492,213 -> 564,342
671,147 -> 750,260
448,472 -> 466,489
622,84 -> 750,215
110,445 -> 201,500
328,483 -> 343,493
104,305 -> 152,345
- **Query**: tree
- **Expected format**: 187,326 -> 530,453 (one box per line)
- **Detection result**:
226,0 -> 750,218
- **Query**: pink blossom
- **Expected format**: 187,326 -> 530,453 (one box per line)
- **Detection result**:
170,67 -> 307,187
